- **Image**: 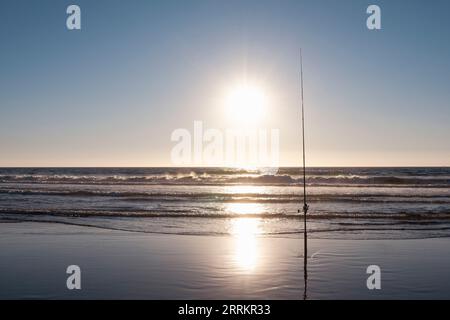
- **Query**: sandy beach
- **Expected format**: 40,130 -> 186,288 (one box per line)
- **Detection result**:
1,221 -> 450,300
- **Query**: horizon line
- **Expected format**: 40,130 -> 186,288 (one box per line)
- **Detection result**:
0,165 -> 449,169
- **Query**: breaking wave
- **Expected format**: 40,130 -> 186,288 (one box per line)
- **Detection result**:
0,173 -> 449,187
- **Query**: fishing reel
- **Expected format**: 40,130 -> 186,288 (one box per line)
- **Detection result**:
298,203 -> 309,214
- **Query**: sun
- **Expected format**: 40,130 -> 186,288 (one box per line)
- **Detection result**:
225,83 -> 267,125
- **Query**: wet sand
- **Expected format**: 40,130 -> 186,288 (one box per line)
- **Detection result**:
1,221 -> 450,299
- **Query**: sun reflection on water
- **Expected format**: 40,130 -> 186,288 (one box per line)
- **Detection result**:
230,218 -> 261,272
224,187 -> 265,273
227,202 -> 264,215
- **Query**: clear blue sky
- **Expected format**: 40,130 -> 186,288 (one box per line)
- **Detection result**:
1,0 -> 449,166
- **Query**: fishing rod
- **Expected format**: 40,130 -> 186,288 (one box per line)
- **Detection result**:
300,50 -> 308,218
299,49 -> 309,300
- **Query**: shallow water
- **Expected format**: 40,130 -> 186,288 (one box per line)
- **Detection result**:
1,222 -> 450,299
1,167 -> 449,239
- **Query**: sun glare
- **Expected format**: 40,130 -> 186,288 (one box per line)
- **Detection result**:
225,83 -> 267,124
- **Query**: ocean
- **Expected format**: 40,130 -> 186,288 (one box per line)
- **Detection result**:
0,167 -> 449,240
